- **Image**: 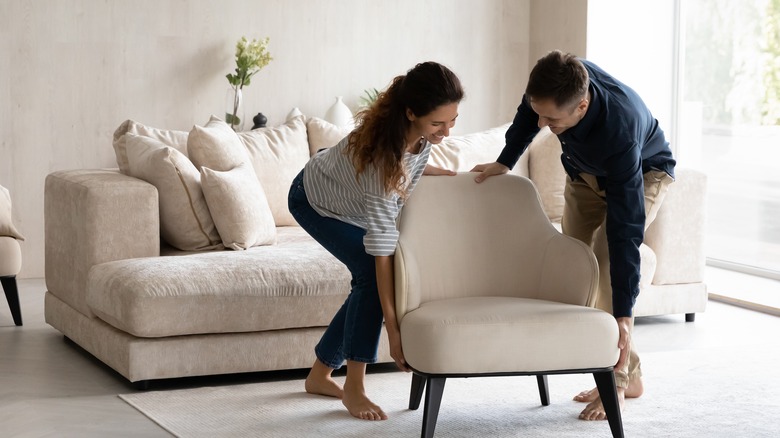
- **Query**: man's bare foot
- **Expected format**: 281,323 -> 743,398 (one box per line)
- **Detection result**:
304,360 -> 344,399
573,375 -> 644,403
342,382 -> 388,421
579,387 -> 625,421
575,376 -> 643,421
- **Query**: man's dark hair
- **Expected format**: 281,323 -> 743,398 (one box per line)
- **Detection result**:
525,50 -> 589,109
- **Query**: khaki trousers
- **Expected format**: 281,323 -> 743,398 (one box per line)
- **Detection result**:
561,170 -> 673,388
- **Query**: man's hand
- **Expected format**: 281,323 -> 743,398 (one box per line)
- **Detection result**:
470,161 -> 509,183
423,164 -> 456,176
614,316 -> 632,370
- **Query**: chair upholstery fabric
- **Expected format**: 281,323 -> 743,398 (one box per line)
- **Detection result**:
394,173 -> 622,437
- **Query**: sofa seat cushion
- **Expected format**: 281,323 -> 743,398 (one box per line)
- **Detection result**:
86,227 -> 351,338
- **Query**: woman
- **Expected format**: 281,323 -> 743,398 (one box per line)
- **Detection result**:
288,61 -> 464,421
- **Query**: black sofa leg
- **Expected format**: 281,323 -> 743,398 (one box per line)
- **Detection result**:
536,374 -> 550,406
421,377 -> 446,438
593,371 -> 624,438
409,373 -> 426,410
1,276 -> 22,326
685,313 -> 695,322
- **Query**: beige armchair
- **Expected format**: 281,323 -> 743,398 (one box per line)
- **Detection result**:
1,185 -> 24,326
394,174 -> 623,438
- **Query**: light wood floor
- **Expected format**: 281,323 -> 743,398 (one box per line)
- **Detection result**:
1,276 -> 779,438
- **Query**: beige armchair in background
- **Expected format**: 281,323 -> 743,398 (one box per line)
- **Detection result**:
1,184 -> 24,326
394,174 -> 623,438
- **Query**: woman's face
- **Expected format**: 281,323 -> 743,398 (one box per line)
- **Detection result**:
407,102 -> 459,144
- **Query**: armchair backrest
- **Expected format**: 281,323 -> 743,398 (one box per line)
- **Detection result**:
394,173 -> 598,319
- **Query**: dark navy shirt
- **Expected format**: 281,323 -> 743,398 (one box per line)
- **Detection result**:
496,59 -> 676,318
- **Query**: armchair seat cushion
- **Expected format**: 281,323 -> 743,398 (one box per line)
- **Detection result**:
86,227 -> 351,338
400,296 -> 619,375
0,236 -> 22,276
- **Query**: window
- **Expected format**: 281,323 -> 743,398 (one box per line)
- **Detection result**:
680,0 -> 780,276
588,0 -> 780,278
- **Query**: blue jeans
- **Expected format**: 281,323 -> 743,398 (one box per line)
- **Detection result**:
288,170 -> 383,369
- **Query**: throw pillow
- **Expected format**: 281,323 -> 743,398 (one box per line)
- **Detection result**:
429,123 -> 528,177
305,116 -> 352,156
123,132 -> 222,251
113,119 -> 189,175
201,162 -> 277,250
0,185 -> 25,240
237,116 -> 311,226
187,116 -> 250,171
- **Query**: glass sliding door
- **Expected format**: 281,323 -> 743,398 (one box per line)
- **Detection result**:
680,0 -> 780,276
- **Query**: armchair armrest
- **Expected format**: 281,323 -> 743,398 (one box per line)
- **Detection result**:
45,169 -> 160,316
644,168 -> 707,285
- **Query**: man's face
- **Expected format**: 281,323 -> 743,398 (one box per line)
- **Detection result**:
529,97 -> 588,135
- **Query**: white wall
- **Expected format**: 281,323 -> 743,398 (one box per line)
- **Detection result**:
1,0 -> 587,279
0,0 -> 531,278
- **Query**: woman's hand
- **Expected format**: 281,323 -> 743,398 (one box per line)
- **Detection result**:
423,164 -> 457,176
387,326 -> 410,372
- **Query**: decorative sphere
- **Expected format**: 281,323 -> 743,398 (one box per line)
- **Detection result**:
252,113 -> 268,130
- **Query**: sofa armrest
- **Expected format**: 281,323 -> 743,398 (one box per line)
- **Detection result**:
644,168 -> 707,285
45,169 -> 160,316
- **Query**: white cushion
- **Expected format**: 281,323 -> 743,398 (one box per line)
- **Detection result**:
187,116 -> 249,171
237,117 -> 311,226
123,133 -> 221,251
201,162 -> 276,250
527,128 -> 566,222
400,296 -> 619,374
305,116 -> 352,156
429,123 -> 529,177
113,119 -> 189,174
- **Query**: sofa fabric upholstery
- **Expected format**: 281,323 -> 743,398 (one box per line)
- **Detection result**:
44,118 -> 707,384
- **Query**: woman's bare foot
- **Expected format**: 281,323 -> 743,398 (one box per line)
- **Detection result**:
342,381 -> 388,421
304,359 -> 344,399
341,360 -> 388,421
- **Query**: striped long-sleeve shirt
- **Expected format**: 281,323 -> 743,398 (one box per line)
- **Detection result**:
303,135 -> 432,256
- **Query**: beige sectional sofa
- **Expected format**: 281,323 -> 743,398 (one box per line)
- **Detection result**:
44,116 -> 708,387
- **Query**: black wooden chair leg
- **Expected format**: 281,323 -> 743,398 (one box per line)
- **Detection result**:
536,374 -> 550,406
421,377 -> 446,438
409,373 -> 426,410
1,276 -> 22,326
593,371 -> 624,438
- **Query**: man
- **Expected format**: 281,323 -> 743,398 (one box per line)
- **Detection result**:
471,50 -> 675,421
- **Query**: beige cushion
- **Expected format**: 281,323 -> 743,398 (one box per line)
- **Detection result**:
0,185 -> 24,240
237,117 -> 311,226
123,133 -> 222,251
187,116 -> 249,171
113,119 -> 189,174
201,162 -> 277,250
401,296 -> 619,374
86,227 -> 351,338
0,236 -> 22,276
305,116 -> 352,156
527,128 -> 566,222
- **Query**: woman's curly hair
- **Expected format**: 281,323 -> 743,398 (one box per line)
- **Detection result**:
345,62 -> 464,197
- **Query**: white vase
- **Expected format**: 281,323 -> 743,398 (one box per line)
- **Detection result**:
324,96 -> 354,128
286,107 -> 303,121
225,87 -> 245,131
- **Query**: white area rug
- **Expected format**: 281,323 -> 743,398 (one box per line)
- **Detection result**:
119,347 -> 780,438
